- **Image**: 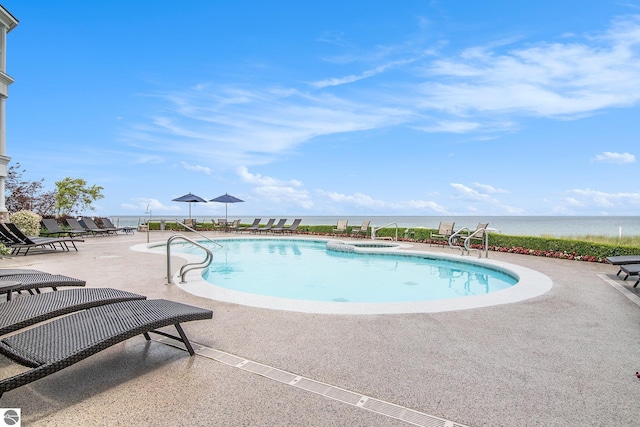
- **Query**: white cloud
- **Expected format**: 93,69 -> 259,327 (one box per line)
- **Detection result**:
181,161 -> 212,174
123,14 -> 640,172
565,188 -> 640,209
311,58 -> 417,88
449,182 -> 523,214
471,182 -> 510,194
315,189 -> 448,213
592,151 -> 636,164
404,199 -> 448,214
316,190 -> 387,209
237,166 -> 312,209
120,198 -> 181,212
237,166 -> 302,187
450,183 -> 495,202
419,15 -> 640,119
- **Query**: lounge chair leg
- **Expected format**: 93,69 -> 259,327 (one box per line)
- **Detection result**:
174,323 -> 196,356
634,280 -> 639,288
146,324 -> 197,356
143,332 -> 151,341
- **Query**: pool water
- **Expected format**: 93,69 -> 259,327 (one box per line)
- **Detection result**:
177,239 -> 517,303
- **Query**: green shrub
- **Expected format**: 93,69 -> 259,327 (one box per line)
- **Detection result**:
0,243 -> 11,255
9,210 -> 42,236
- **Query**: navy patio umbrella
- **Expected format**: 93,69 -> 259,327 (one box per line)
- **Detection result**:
210,193 -> 244,223
172,192 -> 208,219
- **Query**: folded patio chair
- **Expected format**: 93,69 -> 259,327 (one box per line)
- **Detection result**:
618,264 -> 640,288
332,220 -> 348,235
606,255 -> 640,275
430,222 -> 455,246
101,217 -> 136,235
0,287 -> 146,335
257,218 -> 276,233
0,299 -> 213,398
269,219 -> 288,233
82,216 -> 117,235
238,218 -> 261,233
0,273 -> 86,301
350,220 -> 370,238
41,218 -> 87,238
0,223 -> 83,255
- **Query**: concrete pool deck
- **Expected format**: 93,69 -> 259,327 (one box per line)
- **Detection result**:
1,231 -> 639,426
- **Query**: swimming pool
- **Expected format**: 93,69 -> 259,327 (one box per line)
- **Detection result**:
199,239 -> 516,302
134,237 -> 553,314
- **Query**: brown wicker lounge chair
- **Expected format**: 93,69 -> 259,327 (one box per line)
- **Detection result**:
0,299 -> 213,398
0,269 -> 44,277
0,287 -> 145,335
0,273 -> 86,301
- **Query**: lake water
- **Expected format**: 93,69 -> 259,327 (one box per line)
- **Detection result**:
110,215 -> 640,237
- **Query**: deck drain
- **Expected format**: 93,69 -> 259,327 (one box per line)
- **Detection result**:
154,337 -> 471,427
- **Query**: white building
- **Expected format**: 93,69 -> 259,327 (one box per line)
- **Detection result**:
0,5 -> 17,221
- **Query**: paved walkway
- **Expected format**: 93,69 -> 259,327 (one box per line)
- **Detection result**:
1,231 -> 638,426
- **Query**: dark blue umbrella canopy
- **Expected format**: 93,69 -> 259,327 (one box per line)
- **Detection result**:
210,193 -> 244,223
210,193 -> 244,204
172,192 -> 207,219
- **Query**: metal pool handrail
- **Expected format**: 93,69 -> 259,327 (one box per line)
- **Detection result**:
464,228 -> 489,258
166,231 -> 221,284
448,227 -> 489,258
371,222 -> 398,241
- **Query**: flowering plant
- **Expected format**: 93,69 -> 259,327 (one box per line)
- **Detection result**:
9,210 -> 43,237
485,245 -> 601,262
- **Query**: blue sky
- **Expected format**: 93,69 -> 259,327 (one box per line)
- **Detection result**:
2,1 -> 640,218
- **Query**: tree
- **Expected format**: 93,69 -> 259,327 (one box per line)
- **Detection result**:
5,163 -> 57,216
55,177 -> 104,216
